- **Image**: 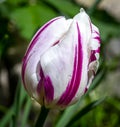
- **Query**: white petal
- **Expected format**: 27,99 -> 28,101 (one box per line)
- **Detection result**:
40,20 -> 78,106
73,8 -> 92,46
22,17 -> 72,99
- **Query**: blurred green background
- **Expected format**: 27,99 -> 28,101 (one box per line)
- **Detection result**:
0,0 -> 120,127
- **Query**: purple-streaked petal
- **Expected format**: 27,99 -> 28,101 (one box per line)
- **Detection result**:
22,16 -> 72,99
73,8 -> 92,44
21,8 -> 101,108
89,24 -> 100,63
91,24 -> 100,50
40,21 -> 81,107
44,76 -> 54,104
57,23 -> 83,106
85,24 -> 101,93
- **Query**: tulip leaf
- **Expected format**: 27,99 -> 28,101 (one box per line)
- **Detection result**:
56,70 -> 105,127
21,97 -> 32,127
11,82 -> 27,127
0,107 -> 14,127
10,3 -> 57,40
56,104 -> 82,127
0,82 -> 27,127
85,69 -> 106,95
66,97 -> 106,127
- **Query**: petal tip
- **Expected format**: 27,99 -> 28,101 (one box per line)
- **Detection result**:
80,8 -> 85,13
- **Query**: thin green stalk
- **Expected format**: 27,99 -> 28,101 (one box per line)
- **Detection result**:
21,97 -> 32,127
35,106 -> 49,127
12,83 -> 22,127
0,107 -> 14,127
11,82 -> 27,127
66,97 -> 106,127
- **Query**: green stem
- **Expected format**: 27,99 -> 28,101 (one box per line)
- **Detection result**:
35,106 -> 49,127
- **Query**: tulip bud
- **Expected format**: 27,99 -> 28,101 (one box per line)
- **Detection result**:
21,8 -> 100,108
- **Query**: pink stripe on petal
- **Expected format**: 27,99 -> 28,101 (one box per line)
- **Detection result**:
94,36 -> 101,43
44,76 -> 54,103
94,36 -> 100,40
92,30 -> 100,36
57,22 -> 83,106
52,40 -> 60,46
22,53 -> 34,89
25,17 -> 62,60
37,67 -> 44,93
96,47 -> 100,53
95,31 -> 100,35
37,67 -> 54,103
90,50 -> 96,62
21,57 -> 30,90
89,47 -> 100,63
57,46 -> 78,105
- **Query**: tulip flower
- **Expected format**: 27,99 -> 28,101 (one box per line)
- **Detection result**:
21,8 -> 100,108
